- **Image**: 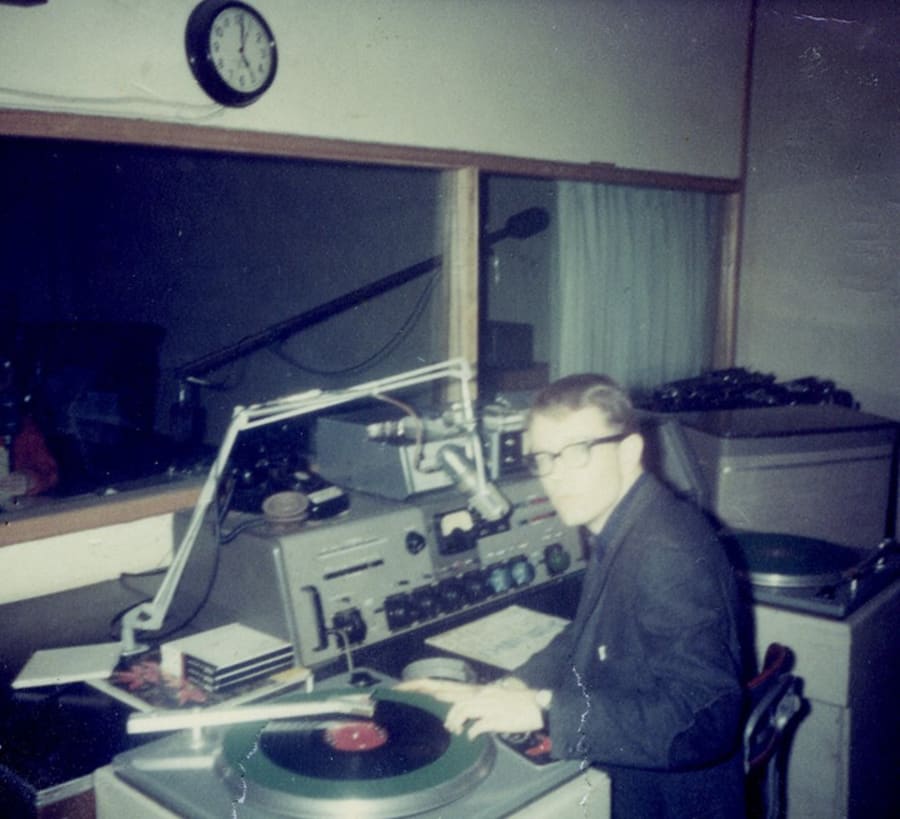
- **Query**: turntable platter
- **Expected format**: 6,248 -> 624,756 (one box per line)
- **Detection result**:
216,687 -> 496,818
727,531 -> 866,588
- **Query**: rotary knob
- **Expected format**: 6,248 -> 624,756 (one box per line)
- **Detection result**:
544,543 -> 571,575
485,562 -> 513,595
384,593 -> 416,631
412,586 -> 440,621
405,530 -> 427,555
437,578 -> 465,613
509,556 -> 536,587
462,570 -> 489,603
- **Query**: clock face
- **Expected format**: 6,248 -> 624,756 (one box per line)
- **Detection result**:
186,0 -> 277,107
208,6 -> 274,94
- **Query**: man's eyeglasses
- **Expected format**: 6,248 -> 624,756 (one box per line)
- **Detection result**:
524,432 -> 628,477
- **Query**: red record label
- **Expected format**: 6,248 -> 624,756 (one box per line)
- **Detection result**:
324,721 -> 389,752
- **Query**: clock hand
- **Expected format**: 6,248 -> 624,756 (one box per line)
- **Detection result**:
238,15 -> 252,72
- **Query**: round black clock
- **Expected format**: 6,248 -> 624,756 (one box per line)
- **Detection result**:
185,0 -> 277,107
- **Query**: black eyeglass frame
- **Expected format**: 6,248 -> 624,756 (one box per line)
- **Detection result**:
525,432 -> 629,477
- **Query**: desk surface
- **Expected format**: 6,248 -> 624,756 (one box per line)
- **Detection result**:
0,572 -> 583,812
1,576 -> 158,689
0,575 -> 162,812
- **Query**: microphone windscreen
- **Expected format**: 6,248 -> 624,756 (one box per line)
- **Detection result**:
504,207 -> 550,239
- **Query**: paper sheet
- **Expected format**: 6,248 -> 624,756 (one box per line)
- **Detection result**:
426,605 -> 569,671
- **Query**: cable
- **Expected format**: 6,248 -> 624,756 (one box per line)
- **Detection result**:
372,393 -> 426,470
219,515 -> 269,544
108,524 -> 225,645
269,269 -> 439,378
116,567 -> 167,598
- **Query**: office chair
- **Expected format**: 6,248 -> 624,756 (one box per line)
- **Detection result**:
744,643 -> 805,819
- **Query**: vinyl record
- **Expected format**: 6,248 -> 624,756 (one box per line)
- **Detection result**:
217,687 -> 496,818
258,699 -> 450,780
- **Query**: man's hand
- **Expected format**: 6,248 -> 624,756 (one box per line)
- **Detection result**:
396,678 -> 546,739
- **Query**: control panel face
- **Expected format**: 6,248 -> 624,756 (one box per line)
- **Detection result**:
208,477 -> 584,669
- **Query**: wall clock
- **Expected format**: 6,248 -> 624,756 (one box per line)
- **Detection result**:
185,0 -> 277,107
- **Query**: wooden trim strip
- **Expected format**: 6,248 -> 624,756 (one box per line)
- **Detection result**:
0,480 -> 201,547
714,192 -> 742,368
0,109 -> 741,193
442,168 -> 480,367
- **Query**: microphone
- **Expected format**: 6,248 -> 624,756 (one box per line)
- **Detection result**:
504,206 -> 550,239
438,444 -> 511,522
482,207 -> 551,245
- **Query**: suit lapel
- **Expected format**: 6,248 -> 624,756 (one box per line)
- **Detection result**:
572,476 -> 659,628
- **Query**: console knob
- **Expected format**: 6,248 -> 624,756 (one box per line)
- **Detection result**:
412,586 -> 440,621
544,543 -> 571,575
405,530 -> 427,555
462,570 -> 489,603
437,578 -> 465,613
509,556 -> 536,587
485,562 -> 513,595
384,593 -> 416,631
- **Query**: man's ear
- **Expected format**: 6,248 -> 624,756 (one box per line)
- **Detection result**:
618,432 -> 644,474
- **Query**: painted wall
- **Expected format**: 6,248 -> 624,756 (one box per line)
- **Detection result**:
1,0 -> 896,609
738,0 -> 899,420
0,0 -> 753,604
0,513 -> 173,606
0,0 -> 749,177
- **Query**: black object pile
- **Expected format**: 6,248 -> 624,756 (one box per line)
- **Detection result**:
636,369 -> 857,413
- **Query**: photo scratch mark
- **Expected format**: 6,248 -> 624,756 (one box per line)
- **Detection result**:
794,15 -> 857,26
230,728 -> 263,817
571,665 -> 596,815
572,665 -> 592,764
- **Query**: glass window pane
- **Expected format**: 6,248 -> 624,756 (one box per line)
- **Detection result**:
481,173 -> 725,397
1,137 -> 443,496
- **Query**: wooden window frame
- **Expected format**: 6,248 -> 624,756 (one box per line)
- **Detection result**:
0,109 -> 741,544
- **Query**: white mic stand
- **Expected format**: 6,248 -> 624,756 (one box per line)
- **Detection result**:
119,358 -> 490,656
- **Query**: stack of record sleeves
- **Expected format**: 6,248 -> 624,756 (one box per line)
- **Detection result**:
161,623 -> 294,693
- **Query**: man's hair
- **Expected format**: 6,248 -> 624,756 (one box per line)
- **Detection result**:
529,374 -> 638,435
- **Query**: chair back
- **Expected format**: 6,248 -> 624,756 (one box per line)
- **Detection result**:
743,643 -> 805,819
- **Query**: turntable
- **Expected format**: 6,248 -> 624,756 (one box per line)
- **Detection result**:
101,670 -> 585,818
725,531 -> 900,618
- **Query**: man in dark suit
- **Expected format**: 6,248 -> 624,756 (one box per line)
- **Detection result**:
401,374 -> 746,818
